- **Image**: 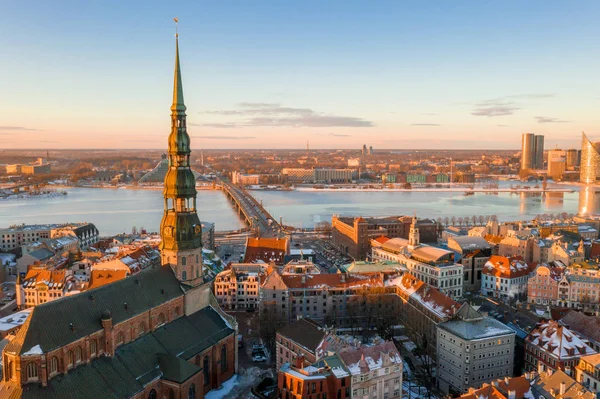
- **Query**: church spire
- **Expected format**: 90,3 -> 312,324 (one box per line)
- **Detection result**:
171,29 -> 186,113
160,20 -> 203,287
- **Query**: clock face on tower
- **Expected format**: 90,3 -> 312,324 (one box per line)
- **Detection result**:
163,226 -> 174,237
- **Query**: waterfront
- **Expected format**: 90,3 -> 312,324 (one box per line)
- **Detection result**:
1,185 -> 600,235
0,187 -> 245,236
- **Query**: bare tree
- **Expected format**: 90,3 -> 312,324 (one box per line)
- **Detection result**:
471,215 -> 478,226
478,215 -> 485,226
457,217 -> 464,227
450,216 -> 456,226
259,304 -> 288,356
443,216 -> 449,227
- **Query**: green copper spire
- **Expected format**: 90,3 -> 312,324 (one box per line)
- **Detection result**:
171,34 -> 186,113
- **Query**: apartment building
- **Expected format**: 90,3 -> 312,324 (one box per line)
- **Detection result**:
447,236 -> 492,293
339,341 -> 403,399
437,304 -> 516,394
481,256 -> 533,302
525,320 -> 596,373
528,264 -> 565,306
213,263 -> 268,310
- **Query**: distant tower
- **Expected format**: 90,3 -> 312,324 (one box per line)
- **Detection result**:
306,140 -> 309,152
408,216 -> 420,248
159,23 -> 204,286
201,150 -> 204,167
362,144 -> 367,156
368,146 -> 373,155
534,135 -> 545,169
521,133 -> 535,170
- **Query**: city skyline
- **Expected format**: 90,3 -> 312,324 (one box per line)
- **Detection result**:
2,1 -> 600,150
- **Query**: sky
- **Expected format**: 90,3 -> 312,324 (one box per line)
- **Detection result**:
1,1 -> 599,150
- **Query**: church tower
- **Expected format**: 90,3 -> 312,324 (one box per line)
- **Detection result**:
408,216 -> 420,248
159,27 -> 204,286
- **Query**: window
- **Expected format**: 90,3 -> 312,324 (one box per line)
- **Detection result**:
181,256 -> 187,266
182,271 -> 187,280
139,322 -> 145,336
75,346 -> 83,363
117,332 -> 124,345
221,345 -> 228,372
7,361 -> 14,380
157,313 -> 166,326
174,306 -> 181,317
168,389 -> 175,399
188,383 -> 196,399
68,350 -> 74,368
50,357 -> 58,375
90,340 -> 97,356
148,389 -> 157,399
26,363 -> 38,380
204,356 -> 210,384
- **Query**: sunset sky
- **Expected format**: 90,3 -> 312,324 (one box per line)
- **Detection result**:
1,1 -> 599,150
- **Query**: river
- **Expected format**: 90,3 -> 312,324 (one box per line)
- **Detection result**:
0,185 -> 599,236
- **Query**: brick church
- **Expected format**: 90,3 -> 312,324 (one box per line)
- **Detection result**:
0,26 -> 238,399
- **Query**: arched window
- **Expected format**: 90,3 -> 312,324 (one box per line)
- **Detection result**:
50,356 -> 58,375
181,256 -> 187,266
90,340 -> 97,356
168,388 -> 175,399
68,350 -> 74,368
117,332 -> 124,345
196,267 -> 200,278
148,389 -> 157,399
203,356 -> 210,385
139,322 -> 145,336
26,362 -> 38,380
157,313 -> 165,326
75,347 -> 82,363
174,306 -> 180,317
221,345 -> 227,372
182,270 -> 187,280
188,384 -> 196,399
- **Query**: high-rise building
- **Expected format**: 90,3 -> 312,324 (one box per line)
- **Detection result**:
566,148 -> 579,169
159,32 -> 204,286
362,144 -> 367,155
547,149 -> 566,180
580,132 -> 600,184
521,133 -> 535,170
534,134 -> 545,169
521,133 -> 544,171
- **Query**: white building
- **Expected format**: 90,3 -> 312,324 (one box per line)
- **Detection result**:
338,341 -> 403,399
437,304 -> 516,394
372,218 -> 463,298
481,255 -> 533,302
213,263 -> 269,310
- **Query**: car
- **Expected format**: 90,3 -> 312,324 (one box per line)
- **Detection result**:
252,353 -> 267,363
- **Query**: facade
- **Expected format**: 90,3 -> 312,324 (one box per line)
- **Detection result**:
447,236 -> 492,293
16,268 -> 82,309
521,133 -> 536,170
243,237 -> 289,265
527,264 -> 565,306
338,341 -> 403,399
548,149 -> 567,180
525,320 -> 596,373
278,354 -> 352,399
580,132 -> 600,184
275,318 -> 338,370
386,273 -> 459,356
575,353 -> 600,392
498,233 -> 535,262
566,148 -> 579,169
372,224 -> 464,299
0,223 -> 98,252
213,263 -> 268,310
231,171 -> 260,186
437,304 -> 516,394
481,256 -> 532,302
331,215 -> 437,260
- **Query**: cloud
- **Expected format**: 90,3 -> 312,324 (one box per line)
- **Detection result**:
535,116 -> 570,124
200,103 -> 373,128
410,123 -> 441,126
0,125 -> 41,131
193,135 -> 256,140
329,133 -> 351,137
471,101 -> 521,117
471,93 -> 554,118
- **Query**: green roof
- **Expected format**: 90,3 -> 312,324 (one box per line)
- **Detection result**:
7,266 -> 183,356
16,306 -> 233,399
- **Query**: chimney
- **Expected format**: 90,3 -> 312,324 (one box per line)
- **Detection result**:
559,381 -> 566,395
504,376 -> 510,385
294,355 -> 305,369
564,366 -> 571,376
508,390 -> 516,399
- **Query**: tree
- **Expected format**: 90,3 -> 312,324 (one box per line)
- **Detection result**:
450,216 -> 456,226
131,226 -> 138,235
258,305 -> 287,356
471,215 -> 478,226
443,216 -> 449,227
478,215 -> 485,226
457,217 -> 464,227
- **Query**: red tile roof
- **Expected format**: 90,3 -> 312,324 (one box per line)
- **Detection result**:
244,237 -> 289,264
88,269 -> 129,290
483,255 -> 533,279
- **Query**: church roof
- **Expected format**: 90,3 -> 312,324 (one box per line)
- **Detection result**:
11,306 -> 233,399
5,266 -> 183,356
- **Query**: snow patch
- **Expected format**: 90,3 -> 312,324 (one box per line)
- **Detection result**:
23,344 -> 43,356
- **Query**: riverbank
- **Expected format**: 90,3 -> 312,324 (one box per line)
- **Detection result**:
258,187 -> 577,193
